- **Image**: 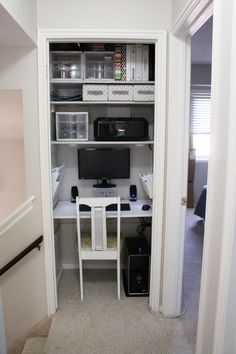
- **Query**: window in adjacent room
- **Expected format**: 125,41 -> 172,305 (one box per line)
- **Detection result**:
190,85 -> 211,160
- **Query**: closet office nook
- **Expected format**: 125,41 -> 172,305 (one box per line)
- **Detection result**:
39,32 -> 166,313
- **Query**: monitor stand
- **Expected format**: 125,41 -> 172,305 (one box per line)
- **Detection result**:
93,178 -> 116,188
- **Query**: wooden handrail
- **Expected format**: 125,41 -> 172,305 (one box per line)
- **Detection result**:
0,235 -> 43,277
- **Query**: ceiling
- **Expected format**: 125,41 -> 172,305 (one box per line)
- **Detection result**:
191,16 -> 213,65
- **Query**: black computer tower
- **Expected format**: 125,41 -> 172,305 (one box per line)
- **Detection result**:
123,237 -> 150,296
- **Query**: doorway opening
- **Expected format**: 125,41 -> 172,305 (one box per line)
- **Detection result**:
182,16 -> 213,343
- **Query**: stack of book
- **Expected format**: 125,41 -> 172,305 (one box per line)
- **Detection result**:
114,44 -> 122,80
114,44 -> 152,81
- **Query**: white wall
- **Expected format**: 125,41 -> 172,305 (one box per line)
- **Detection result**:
37,0 -> 171,30
0,0 -> 37,43
0,209 -> 47,350
172,0 -> 190,25
191,64 -> 211,84
0,139 -> 26,220
0,90 -> 26,220
0,47 -> 47,350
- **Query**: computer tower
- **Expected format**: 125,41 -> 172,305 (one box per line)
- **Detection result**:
123,237 -> 150,296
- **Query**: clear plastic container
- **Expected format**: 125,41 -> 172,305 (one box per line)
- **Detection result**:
84,52 -> 114,80
56,112 -> 88,141
51,52 -> 82,79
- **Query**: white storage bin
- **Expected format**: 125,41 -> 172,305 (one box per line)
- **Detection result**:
108,85 -> 133,101
133,85 -> 155,101
83,84 -> 108,101
56,112 -> 88,141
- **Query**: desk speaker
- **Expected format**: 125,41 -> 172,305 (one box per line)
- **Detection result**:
71,186 -> 78,203
129,185 -> 137,202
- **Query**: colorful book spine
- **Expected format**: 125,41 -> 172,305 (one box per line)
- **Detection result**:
114,44 -> 122,80
121,45 -> 127,81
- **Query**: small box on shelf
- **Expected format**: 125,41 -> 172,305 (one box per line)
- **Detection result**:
50,52 -> 82,80
56,112 -> 88,141
108,85 -> 133,101
84,52 -> 115,80
133,85 -> 155,101
83,84 -> 108,101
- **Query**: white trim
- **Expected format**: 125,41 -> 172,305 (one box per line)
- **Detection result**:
149,32 -> 167,312
38,29 -> 167,315
38,29 -> 167,41
162,34 -> 191,315
213,71 -> 236,353
162,0 -> 213,316
38,32 -> 58,316
197,1 -> 236,352
172,0 -> 213,37
0,196 -> 35,237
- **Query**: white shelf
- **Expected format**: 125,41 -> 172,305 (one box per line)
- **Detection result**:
50,79 -> 155,84
51,140 -> 154,146
50,101 -> 154,105
53,199 -> 152,219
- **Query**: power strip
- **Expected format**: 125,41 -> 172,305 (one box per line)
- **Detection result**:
92,187 -> 118,198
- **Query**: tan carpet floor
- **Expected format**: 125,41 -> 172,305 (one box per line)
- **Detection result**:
45,210 -> 203,354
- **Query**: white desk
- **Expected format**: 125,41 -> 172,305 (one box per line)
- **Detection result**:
53,199 -> 152,219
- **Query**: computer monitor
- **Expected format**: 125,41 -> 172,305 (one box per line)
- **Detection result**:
78,148 -> 130,188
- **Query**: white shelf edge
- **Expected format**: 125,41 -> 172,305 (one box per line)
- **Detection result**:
51,140 -> 154,145
50,101 -> 154,105
50,79 -> 155,84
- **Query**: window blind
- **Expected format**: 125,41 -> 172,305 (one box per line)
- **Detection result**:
190,86 -> 211,134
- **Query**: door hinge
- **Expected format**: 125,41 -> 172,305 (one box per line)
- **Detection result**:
181,197 -> 187,206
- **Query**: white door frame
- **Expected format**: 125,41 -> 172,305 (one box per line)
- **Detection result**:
163,0 -> 236,352
38,29 -> 167,315
161,0 -> 213,316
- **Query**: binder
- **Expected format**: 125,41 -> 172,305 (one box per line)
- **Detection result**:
126,45 -> 131,81
135,44 -> 142,81
130,44 -> 136,81
142,45 -> 149,81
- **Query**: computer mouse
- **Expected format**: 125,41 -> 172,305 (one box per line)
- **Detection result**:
142,204 -> 151,211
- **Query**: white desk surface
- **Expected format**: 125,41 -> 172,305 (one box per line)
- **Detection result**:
53,199 -> 152,219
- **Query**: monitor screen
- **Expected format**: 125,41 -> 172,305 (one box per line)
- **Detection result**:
78,148 -> 130,180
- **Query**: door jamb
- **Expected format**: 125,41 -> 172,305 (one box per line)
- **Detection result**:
161,0 -> 213,316
38,29 -> 167,315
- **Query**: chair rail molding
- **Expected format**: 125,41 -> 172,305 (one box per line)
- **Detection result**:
0,196 -> 35,237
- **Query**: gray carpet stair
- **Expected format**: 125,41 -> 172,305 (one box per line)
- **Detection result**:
22,337 -> 47,354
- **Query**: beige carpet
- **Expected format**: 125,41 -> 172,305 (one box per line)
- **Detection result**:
22,337 -> 47,354
45,209 -> 203,354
